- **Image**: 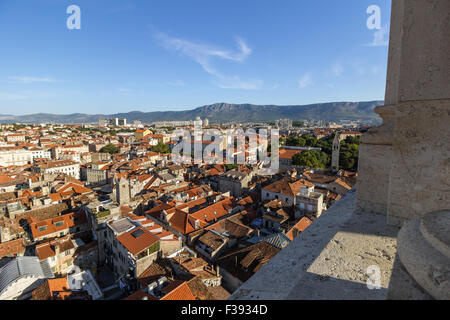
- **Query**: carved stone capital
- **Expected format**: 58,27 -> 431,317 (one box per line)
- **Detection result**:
361,105 -> 396,145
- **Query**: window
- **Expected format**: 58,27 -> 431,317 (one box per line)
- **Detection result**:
38,226 -> 47,232
137,249 -> 149,260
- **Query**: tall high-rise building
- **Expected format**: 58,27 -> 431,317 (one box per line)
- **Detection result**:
275,119 -> 293,130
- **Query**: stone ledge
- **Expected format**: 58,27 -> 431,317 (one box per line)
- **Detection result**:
230,191 -> 400,300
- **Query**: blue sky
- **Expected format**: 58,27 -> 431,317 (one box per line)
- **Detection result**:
0,0 -> 391,115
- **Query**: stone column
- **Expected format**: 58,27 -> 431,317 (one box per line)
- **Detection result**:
387,0 -> 450,300
355,0 -> 404,215
386,0 -> 450,225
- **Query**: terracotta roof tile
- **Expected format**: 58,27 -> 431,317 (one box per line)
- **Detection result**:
0,238 -> 25,258
116,226 -> 159,256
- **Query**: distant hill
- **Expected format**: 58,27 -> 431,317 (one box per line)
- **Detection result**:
0,101 -> 384,124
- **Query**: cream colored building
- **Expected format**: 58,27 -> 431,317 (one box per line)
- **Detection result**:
0,148 -> 32,167
5,134 -> 26,143
32,160 -> 80,180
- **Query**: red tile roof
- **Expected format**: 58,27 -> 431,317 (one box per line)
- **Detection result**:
0,238 -> 25,258
124,280 -> 196,300
263,177 -> 314,197
30,211 -> 87,239
285,217 -> 313,241
279,149 -> 303,159
116,226 -> 159,256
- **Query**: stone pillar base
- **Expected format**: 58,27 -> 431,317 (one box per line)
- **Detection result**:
397,210 -> 450,299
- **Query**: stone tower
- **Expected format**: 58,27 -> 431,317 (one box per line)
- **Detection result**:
331,133 -> 341,171
117,178 -> 130,205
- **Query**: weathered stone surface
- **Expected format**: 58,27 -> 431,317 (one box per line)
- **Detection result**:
356,105 -> 395,216
230,192 -> 399,300
387,100 -> 450,224
386,254 -> 433,300
356,143 -> 393,216
397,211 -> 450,300
397,0 -> 450,102
384,0 -> 404,105
421,211 -> 450,258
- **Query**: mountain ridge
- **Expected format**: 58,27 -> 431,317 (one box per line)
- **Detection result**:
0,100 -> 384,124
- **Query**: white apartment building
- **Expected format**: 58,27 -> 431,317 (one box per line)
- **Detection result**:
51,144 -> 88,159
0,147 -> 32,167
5,134 -> 26,143
32,160 -> 80,180
295,186 -> 324,218
105,218 -> 160,278
27,147 -> 51,161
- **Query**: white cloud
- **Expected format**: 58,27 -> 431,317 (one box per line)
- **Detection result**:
118,87 -> 135,96
153,30 -> 261,90
331,62 -> 344,77
298,74 -> 313,89
9,76 -> 56,84
166,80 -> 186,87
371,65 -> 383,75
154,31 -> 252,76
269,83 -> 280,91
119,87 -> 133,93
0,92 -> 26,100
216,76 -> 263,90
367,24 -> 389,47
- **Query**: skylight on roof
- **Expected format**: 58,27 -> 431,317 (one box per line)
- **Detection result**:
131,229 -> 145,238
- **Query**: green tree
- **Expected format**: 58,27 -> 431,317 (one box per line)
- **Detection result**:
286,136 -> 306,147
150,142 -> 171,154
301,134 -> 318,147
339,142 -> 359,170
225,164 -> 238,171
292,150 -> 330,169
100,143 -> 119,154
344,135 -> 361,145
162,127 -> 175,132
